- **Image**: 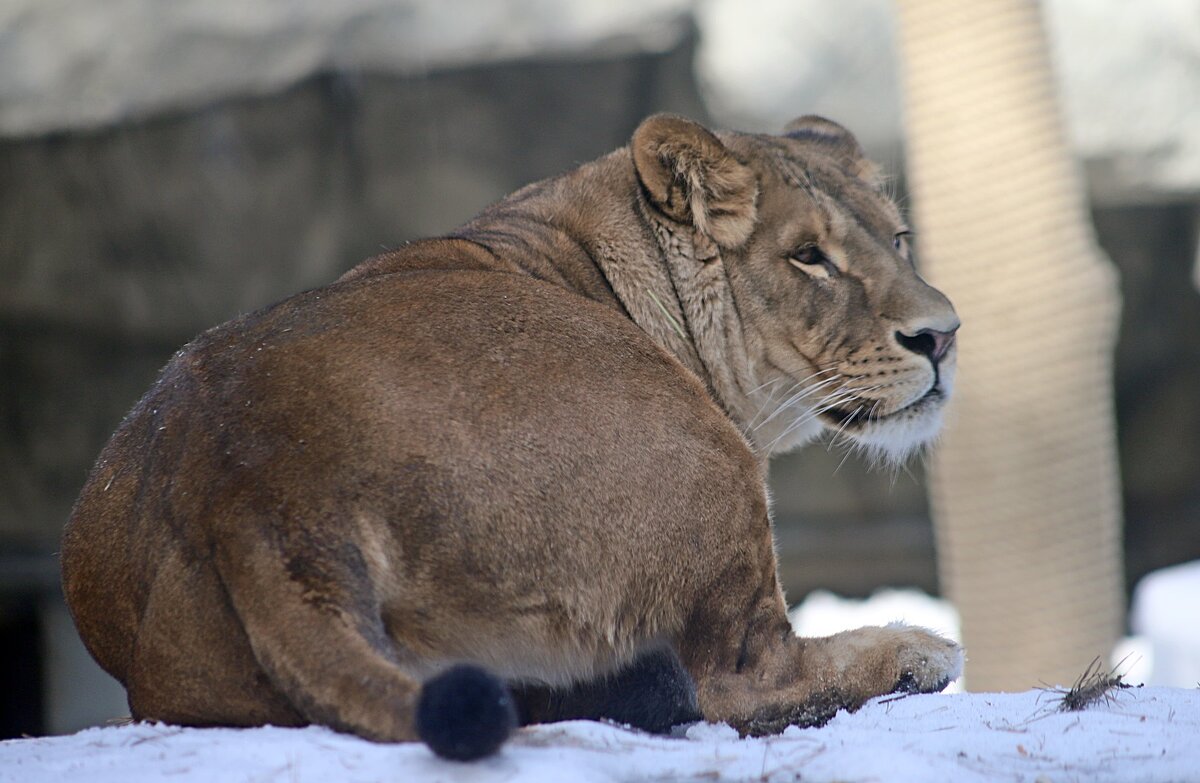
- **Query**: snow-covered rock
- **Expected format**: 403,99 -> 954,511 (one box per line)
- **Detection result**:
2,0 -> 1197,199
789,587 -> 962,643
696,0 -> 1200,201
1131,559 -> 1200,687
2,688 -> 1196,782
0,0 -> 691,135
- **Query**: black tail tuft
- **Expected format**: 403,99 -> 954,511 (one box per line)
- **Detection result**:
511,646 -> 701,734
416,664 -> 517,761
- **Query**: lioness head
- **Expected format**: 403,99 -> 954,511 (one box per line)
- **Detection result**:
630,114 -> 959,462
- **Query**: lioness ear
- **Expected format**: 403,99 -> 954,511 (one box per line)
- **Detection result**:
783,115 -> 882,188
632,114 -> 758,249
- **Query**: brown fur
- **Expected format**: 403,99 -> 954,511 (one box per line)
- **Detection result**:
62,114 -> 962,742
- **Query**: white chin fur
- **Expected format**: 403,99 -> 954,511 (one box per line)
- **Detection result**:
753,368 -> 953,460
842,403 -> 946,466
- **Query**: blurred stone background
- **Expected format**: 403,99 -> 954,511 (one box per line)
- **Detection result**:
1,0 -> 1197,737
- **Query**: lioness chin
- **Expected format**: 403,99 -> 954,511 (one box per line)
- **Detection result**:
62,113 -> 962,761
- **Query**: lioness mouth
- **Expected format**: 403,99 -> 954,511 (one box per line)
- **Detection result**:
822,406 -> 871,428
821,386 -> 944,429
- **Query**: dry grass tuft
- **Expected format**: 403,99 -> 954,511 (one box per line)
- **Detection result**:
1045,656 -> 1139,713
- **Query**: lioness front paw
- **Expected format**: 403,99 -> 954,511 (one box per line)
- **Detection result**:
885,623 -> 963,694
819,623 -> 963,704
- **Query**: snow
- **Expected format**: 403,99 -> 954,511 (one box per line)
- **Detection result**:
790,581 -> 1200,691
1131,560 -> 1200,687
790,589 -> 962,645
7,579 -> 1197,781
2,687 -> 1197,782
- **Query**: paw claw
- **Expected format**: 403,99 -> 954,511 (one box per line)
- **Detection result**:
893,671 -> 919,694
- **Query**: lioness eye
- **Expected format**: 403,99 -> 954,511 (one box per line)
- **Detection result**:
789,245 -> 826,266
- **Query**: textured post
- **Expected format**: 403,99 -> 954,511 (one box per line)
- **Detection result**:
894,0 -> 1125,689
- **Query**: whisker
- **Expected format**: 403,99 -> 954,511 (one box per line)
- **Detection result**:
746,366 -> 835,398
751,374 -> 844,434
744,375 -> 787,398
764,380 -> 891,453
745,367 -> 839,433
833,445 -> 855,475
827,409 -> 859,450
743,378 -> 795,432
764,386 -> 863,451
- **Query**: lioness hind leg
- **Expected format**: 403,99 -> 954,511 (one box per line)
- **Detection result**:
125,548 -> 307,729
214,527 -> 516,759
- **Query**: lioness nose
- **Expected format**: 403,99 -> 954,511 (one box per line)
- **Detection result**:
895,325 -> 958,364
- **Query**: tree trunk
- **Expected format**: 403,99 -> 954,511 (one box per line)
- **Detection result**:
894,0 -> 1125,690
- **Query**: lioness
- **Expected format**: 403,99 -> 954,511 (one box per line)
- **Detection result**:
62,113 -> 962,760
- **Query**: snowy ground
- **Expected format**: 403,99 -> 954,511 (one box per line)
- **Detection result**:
3,686 -> 1197,783
6,574 -> 1196,782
